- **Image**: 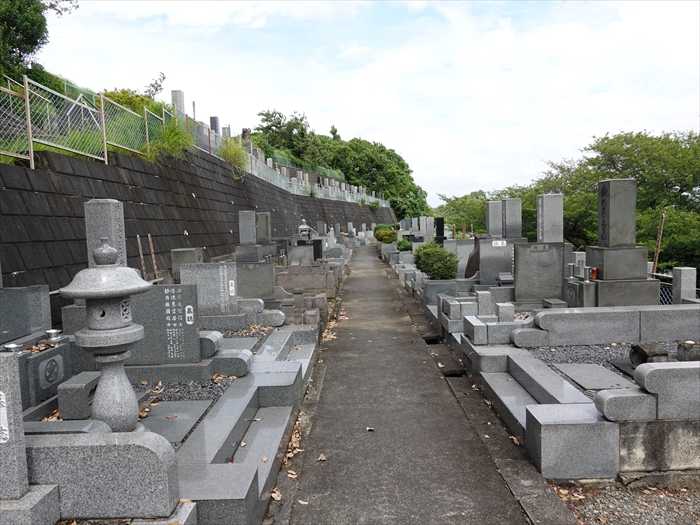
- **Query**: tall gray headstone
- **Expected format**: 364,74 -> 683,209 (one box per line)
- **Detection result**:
486,201 -> 503,237
256,212 -> 272,244
501,198 -> 522,239
0,352 -> 29,499
598,178 -> 636,247
316,221 -> 327,236
171,248 -> 204,282
85,199 -> 127,268
239,210 -> 257,245
537,193 -> 564,243
180,263 -> 239,315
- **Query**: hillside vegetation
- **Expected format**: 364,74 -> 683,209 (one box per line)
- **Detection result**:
252,110 -> 429,219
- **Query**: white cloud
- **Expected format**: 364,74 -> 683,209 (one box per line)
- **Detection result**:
37,1 -> 699,206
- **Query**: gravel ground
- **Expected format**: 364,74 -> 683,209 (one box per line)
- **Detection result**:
134,375 -> 238,403
529,342 -> 678,372
558,484 -> 700,525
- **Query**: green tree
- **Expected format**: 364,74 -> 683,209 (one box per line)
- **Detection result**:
433,191 -> 487,233
0,0 -> 76,78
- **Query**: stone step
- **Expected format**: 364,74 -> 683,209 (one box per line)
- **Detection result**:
480,372 -> 537,440
285,343 -> 317,381
507,355 -> 592,405
231,406 -> 295,498
256,327 -> 294,361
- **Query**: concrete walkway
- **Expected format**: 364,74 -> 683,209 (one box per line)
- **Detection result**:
287,246 -> 527,525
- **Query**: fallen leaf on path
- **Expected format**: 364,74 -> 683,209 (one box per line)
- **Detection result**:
298,499 -> 309,505
509,435 -> 521,446
437,362 -> 445,368
317,453 -> 327,462
287,470 -> 298,479
366,426 -> 375,432
271,488 -> 282,501
240,441 -> 247,447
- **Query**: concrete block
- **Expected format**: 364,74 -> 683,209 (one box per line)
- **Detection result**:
57,371 -> 101,420
554,364 -> 636,390
461,336 -> 529,373
594,388 -> 657,422
526,404 -> 619,480
635,362 -> 700,420
496,302 -> 515,322
200,330 -> 222,359
25,431 -> 178,518
596,279 -> 660,307
619,419 -> 700,472
476,291 -> 495,316
638,304 -> 700,342
543,298 -> 567,309
673,267 -> 697,304
511,328 -> 549,348
508,355 -> 592,405
585,246 -> 647,280
514,243 -> 564,302
463,316 -> 487,345
486,322 -> 518,344
535,307 -> 640,345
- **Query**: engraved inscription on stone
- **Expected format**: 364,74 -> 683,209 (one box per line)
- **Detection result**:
164,287 -> 185,361
492,240 -> 507,247
0,391 -> 9,443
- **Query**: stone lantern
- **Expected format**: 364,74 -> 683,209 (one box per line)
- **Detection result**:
60,238 -> 151,431
298,218 -> 312,241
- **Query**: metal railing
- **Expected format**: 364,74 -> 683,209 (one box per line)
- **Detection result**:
649,272 -> 700,305
1,74 -> 391,207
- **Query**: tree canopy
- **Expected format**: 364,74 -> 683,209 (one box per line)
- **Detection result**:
251,110 -> 429,218
434,131 -> 700,271
0,0 -> 76,78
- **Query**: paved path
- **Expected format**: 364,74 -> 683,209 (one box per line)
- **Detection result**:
287,246 -> 527,525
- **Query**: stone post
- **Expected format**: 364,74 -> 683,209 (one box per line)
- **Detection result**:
673,267 -> 697,304
537,193 -> 564,243
435,217 -> 445,246
60,201 -> 151,432
598,178 -> 636,247
0,352 -> 28,499
501,198 -> 522,239
239,210 -> 257,245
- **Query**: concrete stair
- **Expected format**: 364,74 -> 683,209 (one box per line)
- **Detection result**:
176,362 -> 303,525
507,355 -> 592,405
256,325 -> 318,382
480,372 -> 537,440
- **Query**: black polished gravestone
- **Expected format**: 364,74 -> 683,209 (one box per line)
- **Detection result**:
435,217 -> 445,246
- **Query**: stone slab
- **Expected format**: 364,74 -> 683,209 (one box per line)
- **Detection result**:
480,372 -> 536,439
57,371 -> 100,420
142,400 -> 212,445
585,246 -> 647,280
171,248 -> 203,282
638,304 -> 700,342
526,404 -> 619,480
554,363 -> 636,390
23,420 -> 111,434
514,243 -> 564,302
511,328 -> 549,348
180,263 -> 239,316
461,337 -> 529,373
594,388 -> 657,422
508,355 -> 592,405
463,316 -> 487,345
619,419 -> 700,472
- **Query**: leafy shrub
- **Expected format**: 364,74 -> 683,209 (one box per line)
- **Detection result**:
414,243 -> 457,280
373,224 -> 396,243
397,239 -> 412,251
26,63 -> 64,94
144,119 -> 193,161
101,88 -> 167,115
218,137 -> 248,171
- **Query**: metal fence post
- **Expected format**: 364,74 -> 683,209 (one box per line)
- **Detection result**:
22,76 -> 35,170
208,128 -> 212,154
144,107 -> 150,146
98,94 -> 109,165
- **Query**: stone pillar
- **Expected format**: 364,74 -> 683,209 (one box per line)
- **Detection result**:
501,198 -> 522,239
486,201 -> 502,237
673,267 -> 697,304
598,178 -> 636,247
256,212 -> 272,244
435,217 -> 445,246
537,193 -> 564,243
85,199 -> 127,268
0,352 -> 28,499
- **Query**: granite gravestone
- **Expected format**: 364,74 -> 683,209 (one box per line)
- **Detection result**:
85,199 -> 127,268
537,193 -> 564,243
501,198 -> 522,239
486,201 -> 503,237
171,248 -> 204,282
0,352 -> 28,499
180,263 -> 239,315
239,210 -> 257,245
256,212 -> 272,244
514,243 -> 565,302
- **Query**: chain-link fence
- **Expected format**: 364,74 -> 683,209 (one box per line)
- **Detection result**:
25,77 -> 106,162
102,94 -> 146,154
0,86 -> 32,166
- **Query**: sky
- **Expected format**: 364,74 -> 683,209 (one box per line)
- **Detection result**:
36,1 -> 700,206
